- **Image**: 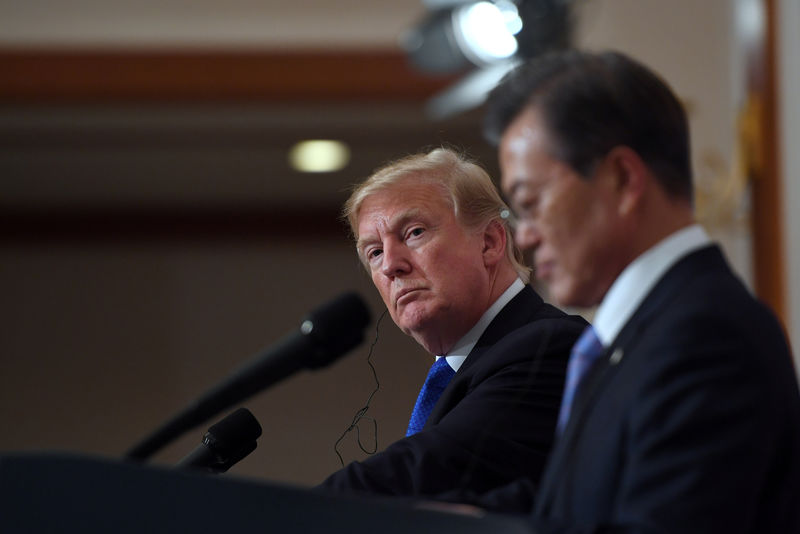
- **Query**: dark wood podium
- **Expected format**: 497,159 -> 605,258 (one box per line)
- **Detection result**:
0,452 -> 534,533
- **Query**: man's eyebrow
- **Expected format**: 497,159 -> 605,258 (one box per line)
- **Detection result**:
355,236 -> 374,253
507,178 -> 542,204
354,207 -> 425,252
505,178 -> 526,199
395,207 -> 424,225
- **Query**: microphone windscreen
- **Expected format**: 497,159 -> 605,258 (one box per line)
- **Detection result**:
304,292 -> 371,368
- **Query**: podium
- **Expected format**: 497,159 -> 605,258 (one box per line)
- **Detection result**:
0,452 -> 534,533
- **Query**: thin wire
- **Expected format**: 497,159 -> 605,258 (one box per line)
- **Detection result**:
334,308 -> 388,467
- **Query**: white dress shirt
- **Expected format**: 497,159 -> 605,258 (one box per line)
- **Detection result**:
592,224 -> 712,347
437,278 -> 526,372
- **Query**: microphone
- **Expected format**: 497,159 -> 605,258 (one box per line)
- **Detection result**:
125,291 -> 371,462
177,407 -> 262,474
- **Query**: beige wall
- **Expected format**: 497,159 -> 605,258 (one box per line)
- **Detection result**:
0,0 -> 424,49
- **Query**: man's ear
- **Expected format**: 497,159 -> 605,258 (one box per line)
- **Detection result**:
605,146 -> 648,216
482,219 -> 507,267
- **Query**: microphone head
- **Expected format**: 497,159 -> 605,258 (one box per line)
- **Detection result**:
204,407 -> 262,457
301,292 -> 371,368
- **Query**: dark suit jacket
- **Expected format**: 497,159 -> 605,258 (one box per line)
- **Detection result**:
531,245 -> 800,533
320,285 -> 586,513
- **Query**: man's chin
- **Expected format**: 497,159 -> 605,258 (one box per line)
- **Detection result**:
397,312 -> 428,337
400,317 -> 433,339
549,282 -> 601,310
400,315 -> 443,352
545,279 -> 577,308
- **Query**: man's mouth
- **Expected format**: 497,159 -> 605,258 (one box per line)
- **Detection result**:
395,286 -> 424,306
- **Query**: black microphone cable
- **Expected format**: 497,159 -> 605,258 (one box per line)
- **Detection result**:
333,308 -> 388,466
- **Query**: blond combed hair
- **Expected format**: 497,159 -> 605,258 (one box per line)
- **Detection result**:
343,147 -> 530,283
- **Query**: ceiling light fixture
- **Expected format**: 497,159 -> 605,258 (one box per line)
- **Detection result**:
288,140 -> 351,173
401,0 -> 575,118
452,1 -> 521,66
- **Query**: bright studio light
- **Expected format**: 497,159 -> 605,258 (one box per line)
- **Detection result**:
453,1 -> 521,65
288,140 -> 351,173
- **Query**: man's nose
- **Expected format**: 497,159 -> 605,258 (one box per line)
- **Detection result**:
514,219 -> 541,253
380,241 -> 412,277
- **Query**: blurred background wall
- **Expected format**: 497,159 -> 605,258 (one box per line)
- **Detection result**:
1,0 -> 796,486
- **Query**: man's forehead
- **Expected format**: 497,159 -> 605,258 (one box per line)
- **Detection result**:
500,104 -> 556,152
503,128 -> 539,152
359,181 -> 447,217
499,112 -> 560,189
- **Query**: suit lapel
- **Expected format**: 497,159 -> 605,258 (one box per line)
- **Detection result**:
534,339 -> 618,514
424,286 -> 544,426
536,245 -> 726,512
458,285 -> 544,374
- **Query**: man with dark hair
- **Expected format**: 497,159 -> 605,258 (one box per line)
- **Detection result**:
320,147 -> 586,511
485,49 -> 800,532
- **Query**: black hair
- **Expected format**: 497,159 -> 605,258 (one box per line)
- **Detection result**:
484,49 -> 692,200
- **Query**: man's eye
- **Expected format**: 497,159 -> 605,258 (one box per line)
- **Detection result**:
367,249 -> 383,260
516,197 -> 538,217
407,227 -> 425,239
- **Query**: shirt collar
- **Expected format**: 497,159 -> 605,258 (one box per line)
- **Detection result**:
438,278 -> 526,372
593,224 -> 712,347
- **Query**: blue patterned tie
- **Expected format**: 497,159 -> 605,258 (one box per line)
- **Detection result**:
406,357 -> 456,437
556,325 -> 605,435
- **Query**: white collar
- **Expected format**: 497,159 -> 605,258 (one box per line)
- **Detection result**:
593,224 -> 712,347
438,278 -> 526,372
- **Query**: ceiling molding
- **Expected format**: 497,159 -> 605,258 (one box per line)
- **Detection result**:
0,49 -> 457,104
0,205 -> 349,243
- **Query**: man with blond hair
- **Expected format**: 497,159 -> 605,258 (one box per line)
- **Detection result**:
319,147 -> 585,512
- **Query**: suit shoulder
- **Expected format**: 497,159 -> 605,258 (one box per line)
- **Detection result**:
480,312 -> 585,368
527,303 -> 588,337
